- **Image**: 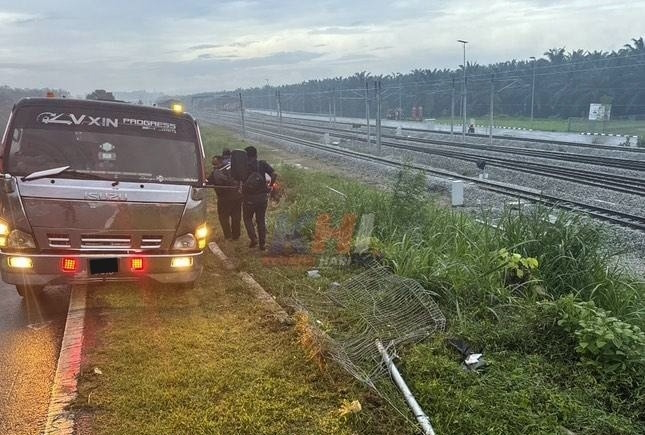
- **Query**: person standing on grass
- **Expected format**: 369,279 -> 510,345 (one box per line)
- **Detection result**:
242,146 -> 277,250
208,149 -> 242,240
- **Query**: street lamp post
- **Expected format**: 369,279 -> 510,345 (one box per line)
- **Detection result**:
530,56 -> 536,126
458,40 -> 468,142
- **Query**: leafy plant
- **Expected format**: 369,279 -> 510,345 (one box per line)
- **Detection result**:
498,248 -> 539,280
555,296 -> 645,379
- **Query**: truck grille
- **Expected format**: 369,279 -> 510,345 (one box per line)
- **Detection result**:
47,234 -> 164,250
48,234 -> 71,248
81,235 -> 131,249
141,236 -> 163,249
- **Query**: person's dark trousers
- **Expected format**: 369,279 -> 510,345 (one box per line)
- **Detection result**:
217,197 -> 242,240
243,198 -> 268,247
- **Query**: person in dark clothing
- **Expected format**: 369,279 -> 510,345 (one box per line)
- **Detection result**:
242,146 -> 277,250
208,149 -> 242,240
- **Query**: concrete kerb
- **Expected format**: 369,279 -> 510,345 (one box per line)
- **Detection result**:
42,285 -> 87,435
208,241 -> 292,325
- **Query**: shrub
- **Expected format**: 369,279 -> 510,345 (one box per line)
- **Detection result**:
554,296 -> 645,385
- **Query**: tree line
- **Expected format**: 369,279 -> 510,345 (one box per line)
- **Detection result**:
233,37 -> 645,121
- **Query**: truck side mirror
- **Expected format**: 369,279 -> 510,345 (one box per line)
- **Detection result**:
0,174 -> 15,193
230,149 -> 248,181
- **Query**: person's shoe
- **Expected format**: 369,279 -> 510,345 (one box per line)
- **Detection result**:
259,244 -> 266,251
249,240 -> 257,248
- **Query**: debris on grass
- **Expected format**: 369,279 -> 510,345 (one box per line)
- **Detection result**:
294,311 -> 328,372
338,399 -> 362,418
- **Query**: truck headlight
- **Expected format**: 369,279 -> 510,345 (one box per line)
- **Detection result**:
7,230 -> 36,249
195,224 -> 208,249
0,220 -> 9,236
173,233 -> 197,250
0,220 -> 9,247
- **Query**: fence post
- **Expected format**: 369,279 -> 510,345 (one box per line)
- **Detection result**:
238,92 -> 246,138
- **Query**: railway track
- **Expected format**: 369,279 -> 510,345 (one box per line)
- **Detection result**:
208,111 -> 645,196
251,109 -> 645,155
200,113 -> 645,232
242,111 -> 645,171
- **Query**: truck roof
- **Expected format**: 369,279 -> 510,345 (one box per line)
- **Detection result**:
13,98 -> 195,122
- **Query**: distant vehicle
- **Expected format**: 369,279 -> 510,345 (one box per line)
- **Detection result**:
0,98 -> 208,296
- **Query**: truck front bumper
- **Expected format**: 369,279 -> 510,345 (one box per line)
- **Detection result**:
0,251 -> 203,287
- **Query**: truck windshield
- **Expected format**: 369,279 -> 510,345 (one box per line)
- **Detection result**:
5,106 -> 201,184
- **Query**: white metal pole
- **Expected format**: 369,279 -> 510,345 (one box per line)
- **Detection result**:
458,40 -> 468,143
376,340 -> 436,435
530,56 -> 536,126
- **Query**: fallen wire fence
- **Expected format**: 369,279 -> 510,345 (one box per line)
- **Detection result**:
287,264 -> 446,434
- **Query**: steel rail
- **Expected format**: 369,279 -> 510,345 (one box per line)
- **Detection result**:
207,111 -> 645,196
200,114 -> 645,232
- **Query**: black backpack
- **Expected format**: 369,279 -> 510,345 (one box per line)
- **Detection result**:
243,162 -> 266,195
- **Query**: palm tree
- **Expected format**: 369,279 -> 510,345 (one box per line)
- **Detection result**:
623,37 -> 644,53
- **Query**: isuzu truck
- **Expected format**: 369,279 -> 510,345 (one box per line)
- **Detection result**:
0,97 -> 208,296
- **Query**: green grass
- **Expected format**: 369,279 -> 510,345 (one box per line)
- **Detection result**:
200,126 -> 644,434
435,115 -> 645,140
74,195 -> 412,434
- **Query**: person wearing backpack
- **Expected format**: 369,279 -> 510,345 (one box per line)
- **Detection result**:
242,146 -> 277,250
208,149 -> 242,240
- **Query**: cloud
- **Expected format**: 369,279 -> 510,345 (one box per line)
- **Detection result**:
229,40 -> 259,47
189,43 -> 223,50
0,12 -> 41,24
197,53 -> 240,60
308,26 -> 370,35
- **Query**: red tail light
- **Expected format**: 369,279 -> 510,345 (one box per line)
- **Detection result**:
130,257 -> 144,271
61,257 -> 78,272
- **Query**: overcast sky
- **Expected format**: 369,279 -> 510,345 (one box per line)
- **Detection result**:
0,0 -> 643,96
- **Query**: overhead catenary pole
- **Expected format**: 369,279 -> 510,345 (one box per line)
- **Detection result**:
458,39 -> 468,143
328,98 -> 333,127
276,90 -> 283,131
450,76 -> 455,137
375,80 -> 382,154
332,88 -> 337,125
490,74 -> 495,145
365,81 -> 371,146
398,75 -> 403,118
530,56 -> 536,126
238,92 -> 246,138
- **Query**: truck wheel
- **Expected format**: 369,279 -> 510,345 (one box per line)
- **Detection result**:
16,285 -> 44,298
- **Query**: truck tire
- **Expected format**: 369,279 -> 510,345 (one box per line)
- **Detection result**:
16,285 -> 44,298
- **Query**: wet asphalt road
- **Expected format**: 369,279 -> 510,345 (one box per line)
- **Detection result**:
0,282 -> 70,435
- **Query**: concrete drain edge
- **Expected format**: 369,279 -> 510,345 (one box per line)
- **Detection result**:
43,285 -> 87,435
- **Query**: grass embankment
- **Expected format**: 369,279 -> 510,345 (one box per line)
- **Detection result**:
75,192 -> 411,432
203,126 -> 645,434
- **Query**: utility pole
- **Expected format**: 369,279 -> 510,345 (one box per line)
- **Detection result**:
530,56 -> 536,126
238,92 -> 246,138
489,74 -> 494,145
375,80 -> 382,154
332,88 -> 337,125
458,40 -> 468,143
276,90 -> 283,131
450,76 -> 455,137
365,81 -> 371,146
398,75 -> 403,117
